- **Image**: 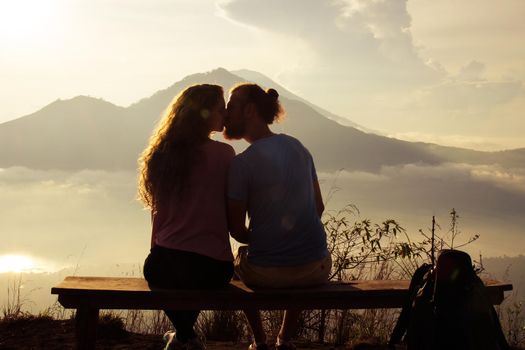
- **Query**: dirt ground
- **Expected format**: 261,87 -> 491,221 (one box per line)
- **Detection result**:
0,315 -> 385,350
3,316 -> 523,350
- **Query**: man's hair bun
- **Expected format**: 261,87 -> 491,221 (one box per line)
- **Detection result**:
266,88 -> 279,100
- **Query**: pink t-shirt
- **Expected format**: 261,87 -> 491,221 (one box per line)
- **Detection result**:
153,140 -> 235,261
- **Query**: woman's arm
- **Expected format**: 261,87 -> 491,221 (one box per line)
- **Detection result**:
150,211 -> 156,248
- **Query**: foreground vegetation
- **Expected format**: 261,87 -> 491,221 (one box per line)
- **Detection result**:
1,208 -> 524,349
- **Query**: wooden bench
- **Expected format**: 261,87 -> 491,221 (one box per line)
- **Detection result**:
51,276 -> 513,350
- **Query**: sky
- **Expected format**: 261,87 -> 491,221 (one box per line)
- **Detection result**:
1,0 -> 524,151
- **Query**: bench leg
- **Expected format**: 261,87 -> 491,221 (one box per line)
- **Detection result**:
75,307 -> 99,350
490,289 -> 504,305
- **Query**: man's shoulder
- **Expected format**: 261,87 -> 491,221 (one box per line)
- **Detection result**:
275,134 -> 310,155
261,133 -> 302,146
278,133 -> 302,145
230,143 -> 263,172
231,151 -> 249,167
252,133 -> 301,149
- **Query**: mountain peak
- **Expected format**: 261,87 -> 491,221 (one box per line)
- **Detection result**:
128,68 -> 243,113
209,67 -> 230,75
179,67 -> 239,85
50,95 -> 120,108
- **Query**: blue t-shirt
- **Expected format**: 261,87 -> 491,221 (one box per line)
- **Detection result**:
228,134 -> 328,266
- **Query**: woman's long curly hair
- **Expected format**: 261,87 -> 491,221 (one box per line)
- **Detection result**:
138,84 -> 223,211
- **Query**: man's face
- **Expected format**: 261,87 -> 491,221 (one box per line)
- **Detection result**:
224,91 -> 247,140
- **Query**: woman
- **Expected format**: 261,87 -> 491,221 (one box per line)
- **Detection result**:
138,84 -> 234,350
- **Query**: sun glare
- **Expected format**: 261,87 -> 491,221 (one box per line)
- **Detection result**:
0,254 -> 37,273
0,0 -> 58,47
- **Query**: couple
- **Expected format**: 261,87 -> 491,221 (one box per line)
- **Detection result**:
138,83 -> 332,350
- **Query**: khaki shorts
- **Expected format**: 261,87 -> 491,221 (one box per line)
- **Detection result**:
234,246 -> 332,289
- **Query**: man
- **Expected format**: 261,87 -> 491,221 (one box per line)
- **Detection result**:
224,83 -> 331,350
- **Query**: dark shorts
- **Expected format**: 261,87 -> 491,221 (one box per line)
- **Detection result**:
143,245 -> 234,289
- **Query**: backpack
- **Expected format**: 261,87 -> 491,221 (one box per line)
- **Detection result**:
389,249 -> 510,350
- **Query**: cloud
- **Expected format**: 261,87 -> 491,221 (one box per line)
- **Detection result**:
218,0 -> 442,88
319,162 -> 525,195
386,163 -> 525,194
387,132 -> 525,152
218,1 -> 524,148
318,169 -> 387,183
468,165 -> 525,193
1,162 -> 524,274
457,60 -> 486,81
318,162 -> 525,219
0,167 -> 149,267
411,62 -> 522,112
386,59 -> 525,141
0,166 -> 137,188
318,162 -> 525,256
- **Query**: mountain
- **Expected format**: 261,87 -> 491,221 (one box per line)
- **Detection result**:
1,68 -> 524,171
0,96 -> 133,170
231,69 -> 372,131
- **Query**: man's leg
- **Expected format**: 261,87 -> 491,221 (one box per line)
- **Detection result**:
236,248 -> 267,344
278,309 -> 301,343
244,309 -> 267,344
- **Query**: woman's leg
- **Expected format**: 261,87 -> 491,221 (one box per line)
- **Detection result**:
164,310 -> 200,342
163,250 -> 233,342
144,246 -> 202,342
144,246 -> 233,342
243,309 -> 267,344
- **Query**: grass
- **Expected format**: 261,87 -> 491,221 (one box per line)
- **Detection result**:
1,208 -> 524,349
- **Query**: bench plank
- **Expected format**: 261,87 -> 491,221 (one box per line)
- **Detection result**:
51,276 -> 512,350
52,276 -> 512,310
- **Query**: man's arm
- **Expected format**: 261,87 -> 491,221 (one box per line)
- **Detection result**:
227,198 -> 251,244
313,180 -> 324,217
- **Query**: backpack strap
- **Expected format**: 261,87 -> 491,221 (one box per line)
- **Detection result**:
491,306 -> 511,350
389,263 -> 433,347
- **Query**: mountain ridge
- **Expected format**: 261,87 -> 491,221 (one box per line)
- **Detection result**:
1,68 -> 524,171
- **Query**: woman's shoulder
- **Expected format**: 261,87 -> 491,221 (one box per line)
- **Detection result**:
204,139 -> 235,157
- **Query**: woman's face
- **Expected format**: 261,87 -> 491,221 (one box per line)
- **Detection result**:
207,98 -> 226,133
